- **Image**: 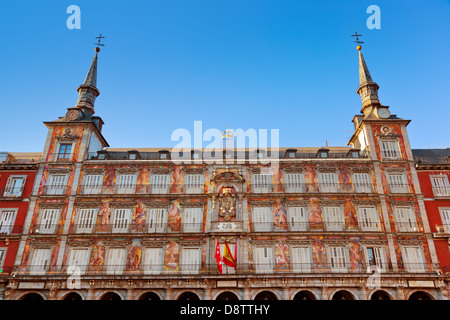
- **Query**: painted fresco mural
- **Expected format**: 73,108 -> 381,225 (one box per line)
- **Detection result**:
273,199 -> 288,231
311,236 -> 327,270
89,241 -> 105,271
371,124 -> 408,160
126,239 -> 142,271
271,165 -> 284,192
169,165 -> 184,194
308,198 -> 323,230
96,199 -> 112,233
136,166 -> 150,194
131,201 -> 146,232
304,165 -> 319,192
167,200 -> 182,232
338,165 -> 353,192
348,237 -> 363,271
163,241 -> 180,272
45,126 -> 84,162
275,238 -> 290,271
343,199 -> 358,231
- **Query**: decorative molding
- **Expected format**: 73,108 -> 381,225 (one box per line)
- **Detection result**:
83,168 -> 107,174
150,168 -> 171,174
75,201 -> 101,208
116,168 -> 138,174
48,168 -> 71,174
105,239 -> 129,247
110,201 -> 135,208
55,129 -> 80,142
285,200 -> 307,207
67,239 -> 93,247
141,240 -> 167,247
39,202 -> 65,209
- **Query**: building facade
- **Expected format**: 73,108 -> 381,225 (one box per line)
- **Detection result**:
0,152 -> 39,299
2,45 -> 448,300
413,149 -> 450,294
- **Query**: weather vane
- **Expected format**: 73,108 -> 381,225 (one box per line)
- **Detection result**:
351,32 -> 363,50
94,33 -> 105,47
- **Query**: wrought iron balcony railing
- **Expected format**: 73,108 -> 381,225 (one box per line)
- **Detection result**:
0,186 -> 25,197
17,262 -> 434,276
381,150 -> 403,159
432,186 -> 450,197
40,185 -> 70,196
0,224 -> 24,235
251,221 -> 384,233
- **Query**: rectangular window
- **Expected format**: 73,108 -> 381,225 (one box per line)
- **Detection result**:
323,206 -> 344,231
111,209 -> 131,233
366,246 -> 386,271
182,207 -> 202,232
251,174 -> 271,193
254,246 -> 274,274
106,248 -> 126,275
252,207 -> 272,232
57,143 -> 72,160
116,174 -> 136,194
185,174 -> 204,194
358,206 -> 381,231
39,208 -> 60,234
181,248 -> 201,274
47,174 -> 67,195
285,173 -> 304,193
0,248 -> 6,269
431,176 -> 450,197
0,210 -> 16,235
287,206 -> 307,231
76,208 -> 96,233
380,140 -> 400,159
4,176 -> 25,196
83,174 -> 102,194
150,174 -> 170,194
388,173 -> 409,193
439,208 -> 450,233
403,246 -> 425,273
353,172 -> 372,193
395,206 -> 417,232
29,248 -> 51,275
319,172 -> 338,193
143,247 -> 163,274
67,248 -> 90,273
291,246 -> 311,272
147,208 -> 167,233
329,246 -> 347,272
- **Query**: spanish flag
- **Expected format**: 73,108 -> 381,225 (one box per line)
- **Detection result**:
222,241 -> 236,270
215,240 -> 223,275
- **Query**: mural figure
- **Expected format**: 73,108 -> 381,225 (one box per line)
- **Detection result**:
102,166 -> 116,194
338,165 -> 353,192
271,165 -> 284,192
167,200 -> 182,232
311,236 -> 327,270
131,201 -> 146,232
343,200 -> 359,231
89,241 -> 105,271
348,237 -> 363,271
275,239 -> 290,271
96,200 -> 111,232
273,199 -> 288,231
126,243 -> 142,271
304,166 -> 319,192
136,167 -> 150,194
169,165 -> 184,194
163,241 -> 180,271
308,198 -> 323,230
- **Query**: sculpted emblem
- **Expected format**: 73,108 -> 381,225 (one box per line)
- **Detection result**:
218,187 -> 236,221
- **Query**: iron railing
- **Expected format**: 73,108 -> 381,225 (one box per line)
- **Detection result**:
40,185 -> 70,196
0,186 -> 24,197
432,186 -> 450,197
0,224 -> 24,235
17,262 -> 434,276
251,221 -> 384,233
381,150 -> 403,159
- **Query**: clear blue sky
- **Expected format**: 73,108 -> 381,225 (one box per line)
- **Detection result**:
1,0 -> 449,152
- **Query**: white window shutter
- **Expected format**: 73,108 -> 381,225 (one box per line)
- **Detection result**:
182,248 -> 200,274
286,173 -> 303,193
292,247 -> 311,272
183,208 -> 202,232
354,173 -> 371,193
148,208 -> 167,233
77,209 -> 96,233
287,207 -> 307,231
40,209 -> 59,233
144,248 -> 163,274
112,209 -> 131,233
253,207 -> 272,232
30,249 -> 51,274
0,210 -> 16,234
151,174 -> 169,194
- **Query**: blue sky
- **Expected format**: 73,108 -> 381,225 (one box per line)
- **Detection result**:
1,0 -> 449,152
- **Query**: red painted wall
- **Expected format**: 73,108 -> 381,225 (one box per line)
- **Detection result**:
0,169 -> 36,274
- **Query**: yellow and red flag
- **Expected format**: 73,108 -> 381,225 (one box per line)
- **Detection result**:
222,241 -> 236,270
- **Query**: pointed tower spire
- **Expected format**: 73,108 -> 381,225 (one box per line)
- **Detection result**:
356,45 -> 380,112
73,47 -> 101,116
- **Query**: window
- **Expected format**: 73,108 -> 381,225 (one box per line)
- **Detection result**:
394,206 -> 417,232
147,208 -> 167,233
185,174 -> 204,194
291,246 -> 311,272
0,209 -> 16,234
254,246 -> 274,274
358,206 -> 381,231
98,153 -> 106,160
0,248 -> 6,270
129,153 -> 136,160
251,174 -> 271,193
182,207 -> 202,232
328,246 -> 348,272
181,248 -> 201,274
106,248 -> 126,275
285,173 -> 304,193
82,174 -> 102,194
67,248 -> 90,273
439,208 -> 450,233
29,248 -> 51,275
353,172 -> 372,193
431,175 -> 450,197
402,246 -> 426,273
150,174 -> 170,194
57,143 -> 72,160
4,176 -> 25,196
252,207 -> 272,232
39,208 -> 60,234
365,246 -> 386,272
116,173 -> 136,194
143,247 -> 163,274
111,209 -> 131,233
287,206 -> 307,231
323,206 -> 344,231
388,173 -> 409,193
319,172 -> 338,193
76,208 -> 97,233
380,140 -> 400,159
47,174 -> 67,195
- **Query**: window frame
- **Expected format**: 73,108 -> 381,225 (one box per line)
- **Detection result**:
0,208 -> 18,235
430,175 -> 450,197
4,175 -> 27,197
38,208 -> 61,234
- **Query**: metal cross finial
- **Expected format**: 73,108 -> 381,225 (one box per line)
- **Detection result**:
351,32 -> 364,45
94,33 -> 106,47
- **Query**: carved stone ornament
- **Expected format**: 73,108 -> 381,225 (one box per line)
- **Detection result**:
55,128 -> 79,142
218,186 -> 237,221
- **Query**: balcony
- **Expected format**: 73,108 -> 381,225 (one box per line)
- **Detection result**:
381,150 -> 402,160
17,262 -> 434,276
433,224 -> 450,237
250,182 -> 375,194
41,185 -> 70,196
78,183 -> 204,195
0,185 -> 24,198
250,221 -> 383,233
0,224 -> 24,235
70,222 -> 204,235
432,186 -> 450,197
395,222 -> 421,233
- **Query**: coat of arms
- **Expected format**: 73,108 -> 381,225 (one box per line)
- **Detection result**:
218,187 -> 236,221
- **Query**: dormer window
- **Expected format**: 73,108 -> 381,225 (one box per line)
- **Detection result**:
158,150 -> 170,160
97,150 -> 109,160
127,150 -> 140,160
286,149 -> 297,158
57,143 -> 72,161
98,153 -> 106,160
191,150 -> 201,160
347,149 -> 360,158
317,148 -> 329,158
